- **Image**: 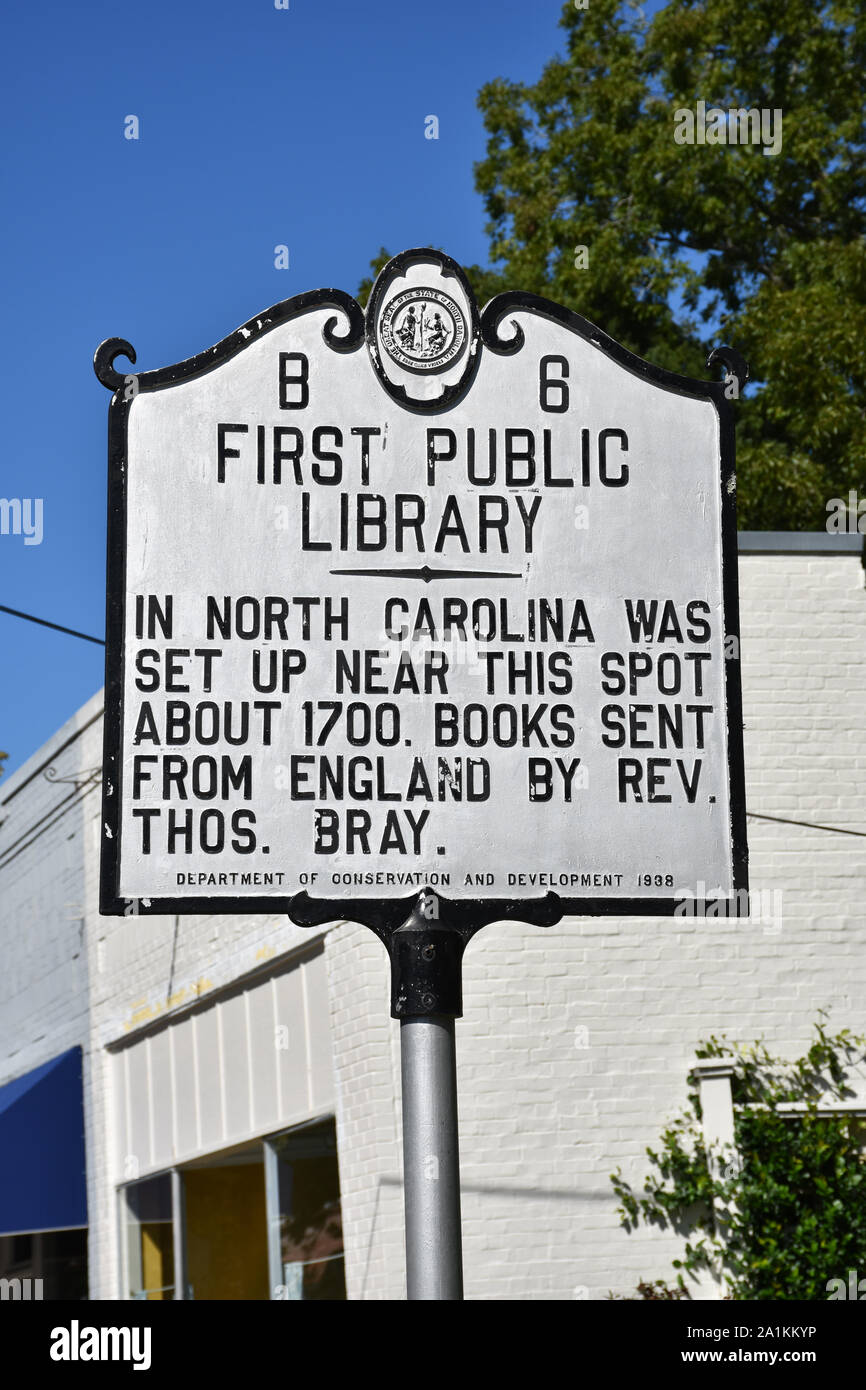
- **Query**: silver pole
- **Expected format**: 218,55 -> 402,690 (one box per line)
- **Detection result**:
400,1014 -> 463,1300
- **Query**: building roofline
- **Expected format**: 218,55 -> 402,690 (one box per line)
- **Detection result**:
738,531 -> 864,554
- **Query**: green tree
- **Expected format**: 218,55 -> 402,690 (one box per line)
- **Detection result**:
611,1018 -> 866,1299
425,0 -> 865,530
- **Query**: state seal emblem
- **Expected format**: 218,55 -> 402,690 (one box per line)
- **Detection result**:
379,287 -> 467,373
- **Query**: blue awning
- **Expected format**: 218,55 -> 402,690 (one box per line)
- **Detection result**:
0,1046 -> 87,1234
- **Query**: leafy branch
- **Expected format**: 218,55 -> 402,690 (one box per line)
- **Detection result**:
611,1015 -> 866,1299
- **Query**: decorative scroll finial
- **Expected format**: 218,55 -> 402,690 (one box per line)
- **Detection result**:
707,344 -> 750,398
322,295 -> 366,353
94,338 -> 137,392
479,296 -> 527,355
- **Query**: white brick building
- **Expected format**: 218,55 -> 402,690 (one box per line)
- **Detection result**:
1,535 -> 863,1300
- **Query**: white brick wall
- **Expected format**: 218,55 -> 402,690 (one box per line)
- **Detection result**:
2,545 -> 864,1300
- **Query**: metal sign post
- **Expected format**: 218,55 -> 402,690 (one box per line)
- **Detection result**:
401,1012 -> 462,1300
96,246 -> 747,1301
395,893 -> 465,1300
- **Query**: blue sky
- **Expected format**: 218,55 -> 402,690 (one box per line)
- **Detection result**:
1,0 -> 599,777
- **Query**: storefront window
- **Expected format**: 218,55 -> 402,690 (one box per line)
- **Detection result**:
184,1153 -> 266,1299
120,1118 -> 346,1300
266,1119 -> 346,1300
0,1229 -> 87,1299
124,1174 -> 174,1300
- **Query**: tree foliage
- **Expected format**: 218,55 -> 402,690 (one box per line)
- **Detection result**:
451,0 -> 866,529
611,1017 -> 866,1299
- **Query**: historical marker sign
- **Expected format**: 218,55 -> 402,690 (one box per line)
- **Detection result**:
96,248 -> 747,917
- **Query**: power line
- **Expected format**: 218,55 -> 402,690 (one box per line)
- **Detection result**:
0,775 -> 101,872
748,811 -> 866,839
0,603 -> 105,646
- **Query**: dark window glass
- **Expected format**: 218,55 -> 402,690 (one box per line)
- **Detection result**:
272,1120 -> 346,1300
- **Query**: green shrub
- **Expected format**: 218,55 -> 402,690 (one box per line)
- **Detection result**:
611,1016 -> 866,1299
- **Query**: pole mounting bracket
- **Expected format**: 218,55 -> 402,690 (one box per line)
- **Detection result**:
288,889 -> 562,1018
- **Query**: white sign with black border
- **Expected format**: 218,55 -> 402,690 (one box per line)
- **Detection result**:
96,248 -> 747,919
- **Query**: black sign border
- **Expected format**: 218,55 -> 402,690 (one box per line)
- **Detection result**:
96,254 -> 748,922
